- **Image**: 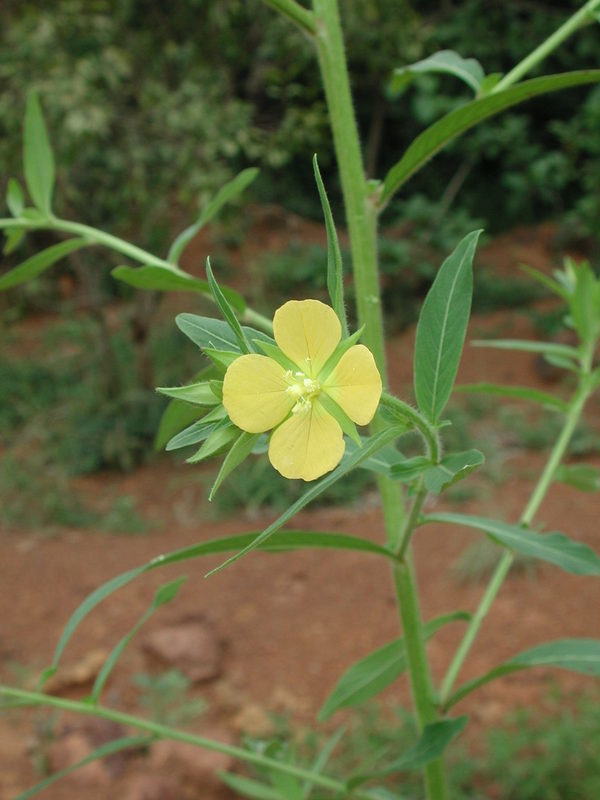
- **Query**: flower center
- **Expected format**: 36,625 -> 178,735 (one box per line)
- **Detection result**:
285,370 -> 321,414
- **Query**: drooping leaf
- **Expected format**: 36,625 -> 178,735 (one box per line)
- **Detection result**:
23,92 -> 55,214
168,167 -> 258,264
414,230 -> 481,422
448,639 -> 600,708
424,513 -> 600,576
381,71 -> 600,205
209,432 -> 261,500
205,426 -> 406,576
205,257 -> 251,352
313,154 -> 347,335
319,611 -> 470,721
0,238 -> 89,291
423,449 -> 484,494
45,530 -> 394,677
456,382 -> 568,412
391,50 -> 484,94
6,178 -> 25,216
555,464 -> 600,493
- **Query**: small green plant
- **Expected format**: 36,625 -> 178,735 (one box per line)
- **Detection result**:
133,669 -> 206,728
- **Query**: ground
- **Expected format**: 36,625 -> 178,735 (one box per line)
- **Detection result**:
1,218 -> 599,798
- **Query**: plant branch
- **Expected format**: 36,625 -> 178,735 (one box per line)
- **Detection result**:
0,686 -> 377,799
260,0 -> 316,34
492,0 -> 600,93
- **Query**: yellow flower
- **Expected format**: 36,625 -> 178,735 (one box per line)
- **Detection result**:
222,299 -> 382,481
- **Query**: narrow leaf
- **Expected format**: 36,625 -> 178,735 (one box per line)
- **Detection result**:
168,167 -> 258,264
424,513 -> 600,576
3,227 -> 26,255
156,382 -> 220,405
0,238 -> 89,291
176,313 -> 274,354
205,426 -> 406,576
555,464 -> 600,493
46,530 -> 394,676
390,455 -> 431,483
448,639 -> 600,708
154,399 -> 206,451
15,736 -> 151,800
471,338 -> 580,362
24,92 -> 55,214
382,71 -> 600,205
424,449 -> 484,494
313,154 -> 347,335
520,264 -> 569,300
456,382 -> 568,412
319,611 -> 470,721
6,178 -> 25,216
165,408 -> 226,451
219,772 -> 281,800
206,257 -> 251,352
186,421 -> 237,463
209,432 -> 261,501
381,717 -> 468,773
414,230 -> 481,422
391,50 -> 484,94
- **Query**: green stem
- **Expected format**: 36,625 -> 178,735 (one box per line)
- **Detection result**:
492,0 -> 600,93
394,559 -> 449,800
0,686 -> 376,799
397,480 -> 428,559
260,0 -> 316,34
439,379 -> 592,704
380,392 -> 441,463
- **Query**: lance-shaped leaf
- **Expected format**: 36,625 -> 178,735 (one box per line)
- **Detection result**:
209,431 -> 261,501
414,230 -> 481,423
43,530 -> 394,680
555,464 -> 600,493
313,154 -> 348,336
3,227 -> 26,256
391,50 -> 484,94
424,512 -> 600,576
186,420 -> 238,463
0,238 -> 89,291
6,178 -> 25,217
319,611 -> 470,721
168,167 -> 258,264
423,449 -> 484,494
24,92 -> 55,214
165,406 -> 227,451
381,71 -> 600,205
206,257 -> 251,352
156,382 -> 221,405
348,716 -> 468,789
447,639 -> 600,709
176,313 -> 274,354
456,382 -> 568,412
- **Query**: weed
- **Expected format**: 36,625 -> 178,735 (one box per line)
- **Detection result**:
132,669 -> 206,727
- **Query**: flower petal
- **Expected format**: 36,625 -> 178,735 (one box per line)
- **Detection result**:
273,299 -> 341,376
268,400 -> 345,481
323,344 -> 382,425
223,354 -> 294,433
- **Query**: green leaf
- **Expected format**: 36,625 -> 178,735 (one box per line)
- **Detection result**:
343,442 -> 406,477
15,736 -> 152,800
3,227 -> 26,255
0,238 -> 89,291
377,717 -> 469,774
219,772 -> 282,800
156,382 -> 221,406
203,348 -> 241,370
414,230 -> 481,422
471,338 -> 580,363
448,639 -> 600,709
23,92 -> 55,214
424,513 -> 600,576
456,382 -> 568,412
319,611 -> 470,721
555,464 -> 600,493
313,154 -> 348,336
168,167 -> 258,264
165,407 -> 226,451
318,392 -> 361,446
320,326 -> 365,381
154,398 -> 206,451
391,50 -> 484,94
390,455 -> 430,483
186,421 -> 238,463
206,257 -> 251,352
209,431 -> 261,501
381,71 -> 600,205
205,425 -> 406,576
176,313 -> 274,354
6,178 -> 25,216
90,577 -> 186,702
520,264 -> 569,300
424,449 -> 484,494
255,340 -> 298,371
45,530 -> 394,677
